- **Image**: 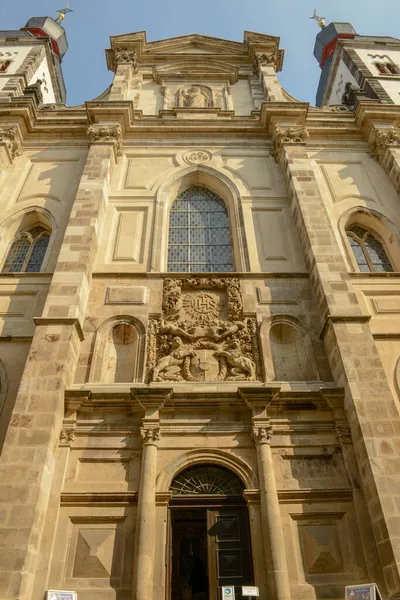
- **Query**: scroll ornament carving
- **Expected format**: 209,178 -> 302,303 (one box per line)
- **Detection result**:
86,124 -> 123,157
370,127 -> 400,164
0,126 -> 22,162
335,421 -> 352,445
59,427 -> 75,446
146,277 -> 261,383
113,49 -> 138,72
183,149 -> 212,165
140,426 -> 161,444
253,52 -> 276,75
252,425 -> 273,445
271,126 -> 309,161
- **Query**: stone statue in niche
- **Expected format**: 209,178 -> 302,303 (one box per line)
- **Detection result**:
181,86 -> 211,108
146,277 -> 262,382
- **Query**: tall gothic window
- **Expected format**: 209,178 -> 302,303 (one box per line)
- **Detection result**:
2,226 -> 50,273
347,225 -> 393,272
167,187 -> 234,273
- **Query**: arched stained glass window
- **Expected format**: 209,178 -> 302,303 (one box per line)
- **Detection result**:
168,187 -> 233,273
170,465 -> 244,496
347,225 -> 393,273
2,226 -> 50,273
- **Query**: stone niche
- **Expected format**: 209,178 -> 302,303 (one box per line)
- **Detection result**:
146,277 -> 262,382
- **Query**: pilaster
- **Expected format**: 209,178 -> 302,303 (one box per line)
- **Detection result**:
279,137 -> 400,595
369,126 -> 400,194
0,124 -> 123,600
253,52 -> 285,102
108,49 -> 138,101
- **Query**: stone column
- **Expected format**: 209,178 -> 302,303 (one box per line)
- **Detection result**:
253,52 -> 285,102
133,426 -> 160,600
109,50 -> 138,101
253,424 -> 291,600
277,131 -> 400,595
0,126 -> 121,600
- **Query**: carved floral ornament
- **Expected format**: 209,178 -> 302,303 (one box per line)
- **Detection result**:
0,126 -> 22,162
271,125 -> 309,162
370,127 -> 400,163
86,124 -> 124,157
146,277 -> 262,383
335,421 -> 352,444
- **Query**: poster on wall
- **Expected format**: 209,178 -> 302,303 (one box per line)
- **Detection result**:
46,591 -> 77,600
346,583 -> 382,600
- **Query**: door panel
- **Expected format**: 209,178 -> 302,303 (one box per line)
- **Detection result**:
207,507 -> 253,600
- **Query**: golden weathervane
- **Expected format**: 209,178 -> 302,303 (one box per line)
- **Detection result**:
55,4 -> 73,23
309,9 -> 326,29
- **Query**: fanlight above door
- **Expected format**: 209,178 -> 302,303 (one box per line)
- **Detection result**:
170,465 -> 244,496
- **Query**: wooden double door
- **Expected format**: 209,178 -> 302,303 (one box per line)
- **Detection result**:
168,501 -> 254,600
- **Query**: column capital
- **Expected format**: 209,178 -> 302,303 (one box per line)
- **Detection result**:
253,52 -> 277,75
140,425 -> 161,446
252,424 -> 273,445
112,49 -> 138,72
369,126 -> 400,165
271,125 -> 309,162
0,125 -> 22,163
86,123 -> 123,157
59,426 -> 75,447
335,420 -> 352,445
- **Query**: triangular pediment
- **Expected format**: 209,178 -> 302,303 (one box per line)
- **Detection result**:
145,34 -> 247,56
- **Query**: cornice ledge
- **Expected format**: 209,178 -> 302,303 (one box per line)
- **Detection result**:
33,316 -> 84,341
320,314 -> 371,339
259,102 -> 309,132
85,100 -> 134,130
355,101 -> 400,136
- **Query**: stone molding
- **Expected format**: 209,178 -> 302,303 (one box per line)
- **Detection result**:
0,126 -> 22,162
86,124 -> 124,157
252,424 -> 273,445
370,126 -> 400,164
140,426 -> 161,445
271,125 -> 309,162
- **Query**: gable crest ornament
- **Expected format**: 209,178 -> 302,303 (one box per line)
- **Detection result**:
146,277 -> 262,383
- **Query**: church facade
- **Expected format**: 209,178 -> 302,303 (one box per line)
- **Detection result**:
2,14 -> 400,600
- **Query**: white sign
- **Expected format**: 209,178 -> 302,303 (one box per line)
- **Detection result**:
47,591 -> 77,600
222,587 -> 236,600
242,587 -> 259,597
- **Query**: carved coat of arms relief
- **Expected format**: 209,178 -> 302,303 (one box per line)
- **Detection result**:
146,277 -> 261,383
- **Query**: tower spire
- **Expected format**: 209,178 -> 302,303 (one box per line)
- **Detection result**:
310,9 -> 326,29
56,4 -> 73,24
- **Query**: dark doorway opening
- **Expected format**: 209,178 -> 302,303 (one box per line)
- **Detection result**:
168,503 -> 253,600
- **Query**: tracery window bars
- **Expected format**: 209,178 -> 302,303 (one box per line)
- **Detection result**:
347,225 -> 393,273
167,186 -> 234,273
170,465 -> 244,496
2,226 -> 50,273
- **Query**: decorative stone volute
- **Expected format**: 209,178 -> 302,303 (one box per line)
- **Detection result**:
86,124 -> 124,157
335,421 -> 352,445
0,126 -> 22,162
59,427 -> 75,447
271,125 -> 309,162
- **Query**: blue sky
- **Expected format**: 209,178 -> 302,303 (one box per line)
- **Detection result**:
1,0 -> 400,107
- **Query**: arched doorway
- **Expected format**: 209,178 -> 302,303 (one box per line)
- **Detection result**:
167,465 -> 254,600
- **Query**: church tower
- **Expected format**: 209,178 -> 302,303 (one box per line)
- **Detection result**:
1,12 -> 400,600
